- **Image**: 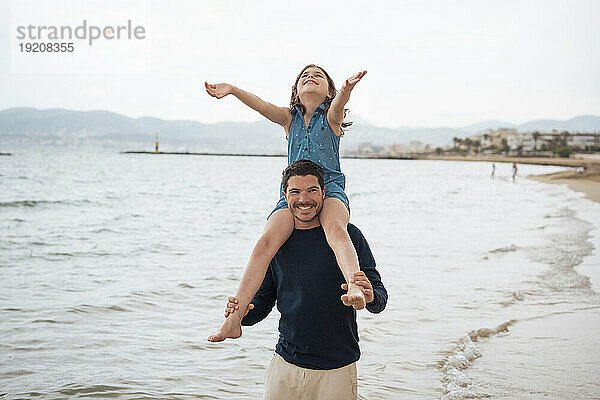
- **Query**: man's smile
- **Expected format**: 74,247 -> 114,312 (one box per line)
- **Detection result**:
295,203 -> 315,210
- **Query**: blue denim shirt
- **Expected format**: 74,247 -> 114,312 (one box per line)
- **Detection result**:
287,102 -> 345,188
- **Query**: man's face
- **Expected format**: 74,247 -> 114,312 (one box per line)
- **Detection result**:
283,174 -> 325,226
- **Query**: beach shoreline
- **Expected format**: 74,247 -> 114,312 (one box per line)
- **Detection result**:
529,169 -> 600,204
412,155 -> 600,204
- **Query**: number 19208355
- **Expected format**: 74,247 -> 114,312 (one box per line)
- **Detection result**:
19,42 -> 74,52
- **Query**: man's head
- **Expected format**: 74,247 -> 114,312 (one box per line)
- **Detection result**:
282,160 -> 325,226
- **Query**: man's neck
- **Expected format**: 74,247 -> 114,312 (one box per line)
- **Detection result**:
294,218 -> 321,230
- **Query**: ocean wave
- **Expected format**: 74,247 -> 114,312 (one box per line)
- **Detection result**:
67,304 -> 130,314
488,244 -> 518,254
0,199 -> 92,208
440,320 -> 515,400
0,200 -> 62,208
31,319 -> 75,325
178,283 -> 195,289
526,208 -> 595,295
499,289 -> 539,306
57,384 -> 126,397
38,250 -> 117,259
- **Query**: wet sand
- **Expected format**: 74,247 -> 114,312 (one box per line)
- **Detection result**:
419,155 -> 600,398
529,167 -> 600,204
414,155 -> 600,204
466,308 -> 600,399
413,154 -> 598,168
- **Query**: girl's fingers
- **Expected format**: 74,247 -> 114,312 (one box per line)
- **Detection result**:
351,71 -> 366,82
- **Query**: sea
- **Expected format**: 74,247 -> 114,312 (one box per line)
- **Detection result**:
1,148 -> 599,399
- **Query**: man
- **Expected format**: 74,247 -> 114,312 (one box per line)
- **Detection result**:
225,160 -> 387,399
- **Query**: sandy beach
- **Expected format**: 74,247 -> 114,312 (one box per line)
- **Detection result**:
414,155 -> 600,398
529,166 -> 600,204
414,155 -> 600,204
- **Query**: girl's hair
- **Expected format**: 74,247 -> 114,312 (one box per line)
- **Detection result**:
289,64 -> 352,135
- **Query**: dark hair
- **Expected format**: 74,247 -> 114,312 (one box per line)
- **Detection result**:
282,160 -> 324,192
290,64 -> 352,136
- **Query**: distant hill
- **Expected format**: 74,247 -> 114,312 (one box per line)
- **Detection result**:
1,107 -> 599,153
517,115 -> 600,132
462,115 -> 600,134
462,120 -> 517,133
0,107 -> 287,153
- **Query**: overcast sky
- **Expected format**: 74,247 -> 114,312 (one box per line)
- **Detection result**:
1,0 -> 599,128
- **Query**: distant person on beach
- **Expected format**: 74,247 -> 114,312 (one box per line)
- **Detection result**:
491,163 -> 496,179
206,65 -> 369,342
512,162 -> 518,182
223,160 -> 387,399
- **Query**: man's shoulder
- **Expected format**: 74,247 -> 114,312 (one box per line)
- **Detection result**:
347,223 -> 361,235
347,223 -> 366,242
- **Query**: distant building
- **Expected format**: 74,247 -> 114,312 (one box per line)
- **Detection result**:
407,141 -> 425,153
386,144 -> 405,155
507,132 -> 535,151
465,129 -> 600,154
568,133 -> 600,150
358,142 -> 385,155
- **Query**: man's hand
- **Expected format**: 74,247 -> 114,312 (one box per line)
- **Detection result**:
224,296 -> 254,318
341,271 -> 374,303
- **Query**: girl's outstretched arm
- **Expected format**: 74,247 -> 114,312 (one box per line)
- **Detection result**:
328,70 -> 367,132
205,82 -> 292,128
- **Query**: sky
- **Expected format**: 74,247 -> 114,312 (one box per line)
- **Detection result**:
1,0 -> 599,128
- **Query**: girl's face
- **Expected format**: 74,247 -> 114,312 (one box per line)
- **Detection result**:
296,66 -> 330,100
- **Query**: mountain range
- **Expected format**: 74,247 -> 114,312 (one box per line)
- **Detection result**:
1,107 -> 599,153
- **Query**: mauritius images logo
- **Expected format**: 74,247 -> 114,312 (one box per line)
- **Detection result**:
16,20 -> 146,46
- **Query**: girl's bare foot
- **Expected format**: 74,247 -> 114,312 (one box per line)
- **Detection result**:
207,314 -> 243,342
341,284 -> 366,310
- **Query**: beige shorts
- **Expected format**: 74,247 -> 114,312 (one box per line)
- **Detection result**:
264,352 -> 358,400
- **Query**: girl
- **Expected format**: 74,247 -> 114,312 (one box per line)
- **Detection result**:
206,64 -> 367,342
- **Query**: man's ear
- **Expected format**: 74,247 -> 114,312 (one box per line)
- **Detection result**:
282,190 -> 287,202
322,187 -> 326,199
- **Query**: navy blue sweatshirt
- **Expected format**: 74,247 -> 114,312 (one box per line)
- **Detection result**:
241,223 -> 388,370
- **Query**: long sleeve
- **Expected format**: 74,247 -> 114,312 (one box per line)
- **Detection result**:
241,264 -> 277,326
348,224 -> 388,314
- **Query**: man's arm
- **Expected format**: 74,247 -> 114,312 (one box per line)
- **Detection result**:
241,265 -> 277,326
348,224 -> 388,314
